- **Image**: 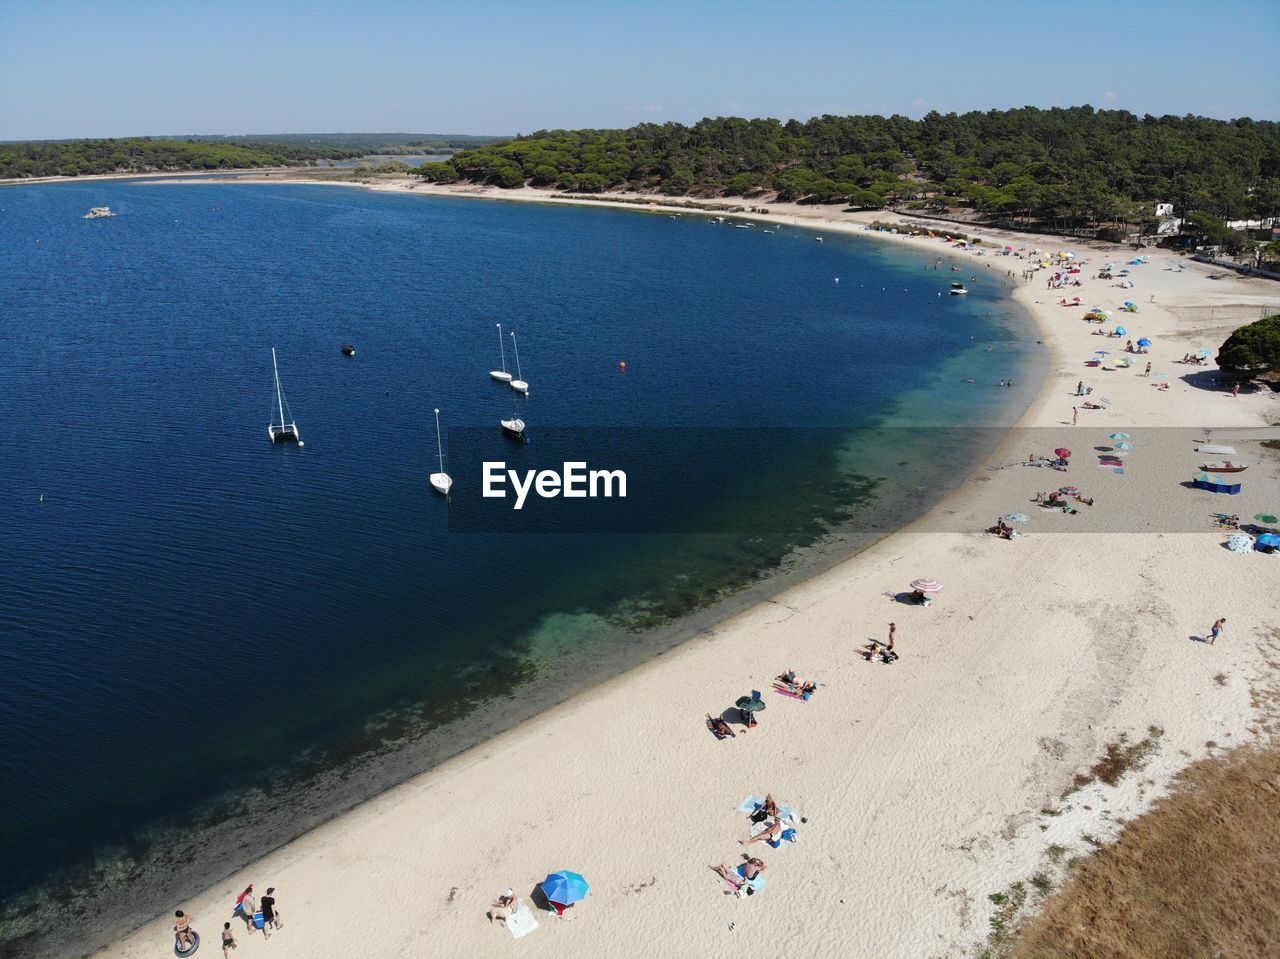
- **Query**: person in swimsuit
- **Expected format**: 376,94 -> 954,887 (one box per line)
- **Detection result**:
174,911 -> 196,951
740,819 -> 783,846
234,885 -> 255,934
711,857 -> 766,889
1209,618 -> 1226,645
488,889 -> 521,925
222,922 -> 237,957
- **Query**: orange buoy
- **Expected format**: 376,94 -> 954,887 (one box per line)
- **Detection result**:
619,360 -> 628,370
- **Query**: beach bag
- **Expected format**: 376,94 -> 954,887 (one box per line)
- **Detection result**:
749,807 -> 769,824
781,828 -> 798,843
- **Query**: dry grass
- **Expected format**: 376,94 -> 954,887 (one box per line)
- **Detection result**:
1006,744 -> 1280,959
1062,726 -> 1163,796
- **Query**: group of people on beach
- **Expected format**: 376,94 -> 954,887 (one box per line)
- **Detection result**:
174,883 -> 282,957
710,792 -> 802,897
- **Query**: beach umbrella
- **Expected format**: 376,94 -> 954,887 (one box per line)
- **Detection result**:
909,578 -> 943,593
1113,441 -> 1135,451
735,695 -> 766,712
1196,348 -> 1213,357
1059,486 -> 1079,496
1256,532 -> 1280,548
1137,338 -> 1152,347
1256,513 -> 1279,525
1055,448 -> 1072,458
541,871 -> 590,907
1226,533 -> 1253,554
1095,350 -> 1111,356
1004,512 -> 1031,523
1107,432 -> 1130,440
1115,326 -> 1128,335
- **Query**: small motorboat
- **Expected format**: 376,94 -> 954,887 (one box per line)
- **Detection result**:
815,236 -> 824,242
340,343 -> 356,357
501,417 -> 526,439
949,282 -> 969,295
1200,462 -> 1248,473
82,206 -> 116,219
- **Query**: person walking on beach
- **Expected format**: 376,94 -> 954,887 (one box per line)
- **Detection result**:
259,887 -> 281,938
234,884 -> 255,934
1209,618 -> 1226,645
1072,406 -> 1078,426
888,622 -> 897,651
222,922 -> 238,957
1144,362 -> 1152,377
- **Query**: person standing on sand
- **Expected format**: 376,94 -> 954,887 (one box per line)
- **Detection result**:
1209,618 -> 1226,645
888,622 -> 897,651
1144,362 -> 1152,377
259,888 -> 281,938
1232,383 -> 1241,397
1072,406 -> 1078,426
234,885 -> 255,934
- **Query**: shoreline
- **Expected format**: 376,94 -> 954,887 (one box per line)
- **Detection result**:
16,178 -> 1280,958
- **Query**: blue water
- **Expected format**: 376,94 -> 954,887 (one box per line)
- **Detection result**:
0,182 -> 1038,931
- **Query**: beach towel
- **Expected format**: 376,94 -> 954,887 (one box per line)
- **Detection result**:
505,904 -> 539,940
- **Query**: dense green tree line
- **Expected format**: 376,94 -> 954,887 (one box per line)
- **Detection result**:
0,137 -> 364,178
420,107 -> 1280,233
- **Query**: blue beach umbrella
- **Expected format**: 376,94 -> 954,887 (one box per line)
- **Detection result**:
1113,441 -> 1135,451
541,871 -> 590,907
1257,533 -> 1280,548
1115,326 -> 1128,336
1137,338 -> 1152,347
1108,432 -> 1130,440
1196,349 -> 1213,358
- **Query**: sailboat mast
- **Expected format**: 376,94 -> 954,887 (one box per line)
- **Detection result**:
272,347 -> 287,428
434,408 -> 444,470
510,332 -> 522,381
497,323 -> 507,373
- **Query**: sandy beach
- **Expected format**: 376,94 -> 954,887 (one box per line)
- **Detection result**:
88,183 -> 1280,958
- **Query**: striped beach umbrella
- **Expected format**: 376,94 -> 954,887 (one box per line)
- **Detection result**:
1113,441 -> 1135,451
909,578 -> 943,593
1108,432 -> 1130,440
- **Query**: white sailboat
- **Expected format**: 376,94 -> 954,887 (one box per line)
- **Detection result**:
267,347 -> 300,444
509,331 -> 529,394
490,323 -> 512,382
430,408 -> 452,495
501,407 -> 526,439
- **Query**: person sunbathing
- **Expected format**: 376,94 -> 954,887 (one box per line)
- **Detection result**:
708,715 -> 736,739
761,794 -> 781,819
740,819 -> 783,846
1082,401 -> 1104,409
1075,496 -> 1094,506
488,890 -> 521,925
775,672 -> 817,697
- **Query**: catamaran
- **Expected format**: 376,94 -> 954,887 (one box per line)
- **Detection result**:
509,331 -> 529,394
267,347 -> 300,444
430,408 -> 452,495
490,323 -> 513,382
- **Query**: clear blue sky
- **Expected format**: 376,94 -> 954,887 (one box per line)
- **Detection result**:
2,0 -> 1277,140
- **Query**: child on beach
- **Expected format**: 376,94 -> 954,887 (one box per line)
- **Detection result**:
222,922 -> 237,957
1209,618 -> 1226,645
